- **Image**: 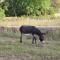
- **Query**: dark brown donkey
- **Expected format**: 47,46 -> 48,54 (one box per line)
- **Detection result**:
19,25 -> 46,45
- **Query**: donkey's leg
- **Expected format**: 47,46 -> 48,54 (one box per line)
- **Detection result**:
32,34 -> 34,44
34,36 -> 36,44
20,32 -> 22,43
32,34 -> 36,44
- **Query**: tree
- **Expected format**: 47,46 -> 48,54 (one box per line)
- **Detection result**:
2,0 -> 54,16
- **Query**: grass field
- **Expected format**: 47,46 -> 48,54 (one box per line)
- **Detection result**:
0,17 -> 60,27
0,28 -> 60,60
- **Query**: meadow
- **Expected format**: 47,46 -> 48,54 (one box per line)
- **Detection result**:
0,27 -> 60,60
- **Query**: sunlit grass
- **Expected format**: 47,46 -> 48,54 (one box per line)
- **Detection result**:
0,17 -> 60,27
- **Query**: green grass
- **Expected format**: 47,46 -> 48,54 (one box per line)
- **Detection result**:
0,28 -> 60,60
0,36 -> 60,60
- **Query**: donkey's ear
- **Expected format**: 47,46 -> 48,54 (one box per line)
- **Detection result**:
42,33 -> 46,35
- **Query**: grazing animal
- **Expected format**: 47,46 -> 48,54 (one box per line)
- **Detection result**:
19,25 -> 46,45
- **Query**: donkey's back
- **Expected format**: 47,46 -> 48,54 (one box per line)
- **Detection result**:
19,25 -> 38,34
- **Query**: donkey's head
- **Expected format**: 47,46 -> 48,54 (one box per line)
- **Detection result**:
39,33 -> 46,46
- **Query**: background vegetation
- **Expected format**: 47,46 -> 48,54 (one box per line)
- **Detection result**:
0,0 -> 58,17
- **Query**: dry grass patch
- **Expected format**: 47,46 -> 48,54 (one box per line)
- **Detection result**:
0,17 -> 60,27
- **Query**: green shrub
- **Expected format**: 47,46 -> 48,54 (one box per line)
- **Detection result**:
3,0 -> 54,16
0,7 -> 5,19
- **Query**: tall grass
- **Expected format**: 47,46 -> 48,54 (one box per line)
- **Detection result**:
0,27 -> 60,41
0,17 -> 60,27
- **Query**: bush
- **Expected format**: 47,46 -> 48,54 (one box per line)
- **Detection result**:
0,7 -> 5,19
3,0 -> 54,16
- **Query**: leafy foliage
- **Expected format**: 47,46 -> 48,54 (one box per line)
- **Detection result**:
0,7 -> 5,19
0,0 -> 54,16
